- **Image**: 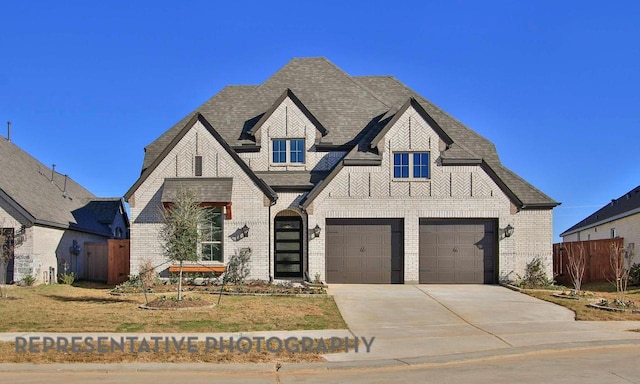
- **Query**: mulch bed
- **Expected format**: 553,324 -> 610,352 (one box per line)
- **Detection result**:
140,296 -> 216,310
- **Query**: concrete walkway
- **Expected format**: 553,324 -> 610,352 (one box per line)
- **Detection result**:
324,284 -> 640,362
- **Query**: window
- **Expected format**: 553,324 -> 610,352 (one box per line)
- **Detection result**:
195,156 -> 203,176
272,140 -> 287,163
393,152 -> 430,179
271,139 -> 306,164
200,207 -> 223,262
611,228 -> 617,238
393,153 -> 409,178
290,139 -> 305,163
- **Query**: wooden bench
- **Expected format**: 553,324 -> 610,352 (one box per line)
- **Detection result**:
168,265 -> 227,274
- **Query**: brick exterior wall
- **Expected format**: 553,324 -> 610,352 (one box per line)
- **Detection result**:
129,121 -> 270,279
131,102 -> 555,284
306,106 -> 553,283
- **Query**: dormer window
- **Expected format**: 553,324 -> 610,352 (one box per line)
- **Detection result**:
271,139 -> 305,164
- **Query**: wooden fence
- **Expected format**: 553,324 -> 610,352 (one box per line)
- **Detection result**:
83,240 -> 130,285
108,239 -> 130,285
553,238 -> 624,286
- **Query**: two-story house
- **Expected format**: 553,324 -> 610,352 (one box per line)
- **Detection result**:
125,58 -> 559,284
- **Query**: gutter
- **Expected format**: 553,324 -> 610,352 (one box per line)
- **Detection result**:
560,205 -> 640,237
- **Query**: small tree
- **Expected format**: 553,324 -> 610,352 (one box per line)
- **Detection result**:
610,242 -> 635,302
566,243 -> 587,292
160,189 -> 208,301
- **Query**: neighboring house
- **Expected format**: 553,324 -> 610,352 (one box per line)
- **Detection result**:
125,57 -> 559,284
0,136 -> 129,284
561,185 -> 640,255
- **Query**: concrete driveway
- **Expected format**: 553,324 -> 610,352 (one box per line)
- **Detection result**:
325,284 -> 640,362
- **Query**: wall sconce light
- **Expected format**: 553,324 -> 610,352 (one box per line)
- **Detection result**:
69,240 -> 81,255
312,224 -> 321,238
16,225 -> 27,244
502,224 -> 514,239
240,224 -> 250,239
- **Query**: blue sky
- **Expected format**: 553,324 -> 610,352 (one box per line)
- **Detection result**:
1,1 -> 639,241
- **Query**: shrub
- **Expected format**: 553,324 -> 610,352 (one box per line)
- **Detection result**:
518,257 -> 553,288
20,274 -> 35,286
58,272 -> 76,285
225,248 -> 251,284
629,263 -> 640,286
139,259 -> 159,288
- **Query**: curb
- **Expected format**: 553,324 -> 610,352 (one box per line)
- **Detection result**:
1,338 -> 639,373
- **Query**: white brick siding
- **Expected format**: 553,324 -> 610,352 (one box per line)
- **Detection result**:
129,120 -> 270,279
306,106 -> 553,283
131,104 -> 554,284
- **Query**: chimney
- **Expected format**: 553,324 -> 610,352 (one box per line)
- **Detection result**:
63,174 -> 68,197
6,121 -> 10,142
51,164 -> 56,183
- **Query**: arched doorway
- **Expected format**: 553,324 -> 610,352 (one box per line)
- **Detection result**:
274,215 -> 303,278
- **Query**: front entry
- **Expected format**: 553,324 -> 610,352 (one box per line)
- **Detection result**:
274,216 -> 303,278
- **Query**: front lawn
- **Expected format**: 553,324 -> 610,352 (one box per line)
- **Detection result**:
0,283 -> 346,333
522,283 -> 640,321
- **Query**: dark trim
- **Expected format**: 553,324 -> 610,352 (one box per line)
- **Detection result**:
231,145 -> 261,153
371,98 -> 454,149
0,189 -> 36,223
125,114 -> 278,204
342,158 -> 382,166
248,88 -> 328,138
271,185 -> 314,192
314,143 -> 354,152
440,158 -> 483,165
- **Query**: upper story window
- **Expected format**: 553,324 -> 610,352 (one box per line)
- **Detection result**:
393,152 -> 430,179
611,228 -> 617,238
271,139 -> 305,164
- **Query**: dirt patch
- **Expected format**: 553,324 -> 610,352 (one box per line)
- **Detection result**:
141,296 -> 215,310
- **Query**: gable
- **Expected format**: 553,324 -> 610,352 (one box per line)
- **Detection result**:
249,89 -> 327,142
125,114 -> 277,204
137,58 -> 558,209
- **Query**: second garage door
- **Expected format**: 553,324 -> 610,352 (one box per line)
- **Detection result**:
419,219 -> 497,284
326,219 -> 404,284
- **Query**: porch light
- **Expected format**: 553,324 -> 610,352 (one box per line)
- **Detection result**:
241,224 -> 250,239
312,224 -> 321,238
504,224 -> 514,238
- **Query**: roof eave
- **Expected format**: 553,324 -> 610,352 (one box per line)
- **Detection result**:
125,114 -> 278,203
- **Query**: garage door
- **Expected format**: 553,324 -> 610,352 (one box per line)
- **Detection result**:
419,219 -> 497,284
326,219 -> 403,284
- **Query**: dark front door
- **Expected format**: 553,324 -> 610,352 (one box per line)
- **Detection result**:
274,217 -> 303,278
1,228 -> 14,284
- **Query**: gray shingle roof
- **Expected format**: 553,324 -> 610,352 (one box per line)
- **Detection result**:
136,57 -> 558,208
561,185 -> 640,236
161,178 -> 233,203
255,171 -> 330,191
0,138 -> 123,236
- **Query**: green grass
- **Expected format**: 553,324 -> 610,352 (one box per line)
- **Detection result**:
0,284 -> 347,333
